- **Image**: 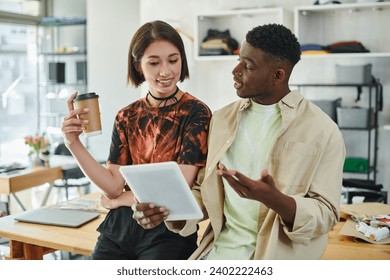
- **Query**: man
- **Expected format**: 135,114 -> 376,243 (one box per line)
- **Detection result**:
134,23 -> 346,260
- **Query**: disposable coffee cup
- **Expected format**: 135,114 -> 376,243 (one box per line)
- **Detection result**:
74,92 -> 102,137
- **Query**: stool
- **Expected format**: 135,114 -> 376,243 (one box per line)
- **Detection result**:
54,177 -> 91,201
53,143 -> 91,201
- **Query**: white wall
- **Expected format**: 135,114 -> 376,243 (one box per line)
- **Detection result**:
85,0 -> 140,159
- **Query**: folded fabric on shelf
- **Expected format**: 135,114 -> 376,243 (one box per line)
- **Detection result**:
325,40 -> 370,53
200,29 -> 239,55
301,43 -> 324,51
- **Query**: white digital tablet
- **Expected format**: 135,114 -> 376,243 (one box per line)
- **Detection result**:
119,161 -> 203,221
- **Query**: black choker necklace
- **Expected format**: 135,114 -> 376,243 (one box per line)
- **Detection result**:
148,87 -> 179,101
147,87 -> 180,107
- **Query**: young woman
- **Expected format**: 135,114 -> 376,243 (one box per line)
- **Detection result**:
61,20 -> 212,260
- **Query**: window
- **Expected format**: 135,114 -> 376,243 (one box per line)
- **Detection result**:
0,1 -> 44,160
0,0 -> 44,17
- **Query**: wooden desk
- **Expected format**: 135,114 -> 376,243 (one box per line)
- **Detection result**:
0,166 -> 63,213
0,193 -> 103,260
0,210 -> 103,259
0,155 -> 103,214
0,199 -> 389,260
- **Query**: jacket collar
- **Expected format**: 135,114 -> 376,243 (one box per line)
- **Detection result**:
239,99 -> 251,111
278,90 -> 303,110
238,90 -> 303,111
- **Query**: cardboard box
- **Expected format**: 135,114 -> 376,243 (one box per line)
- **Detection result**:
312,98 -> 342,123
343,157 -> 369,172
336,63 -> 372,84
336,107 -> 374,129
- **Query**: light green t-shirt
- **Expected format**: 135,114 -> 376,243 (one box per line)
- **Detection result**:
205,100 -> 281,260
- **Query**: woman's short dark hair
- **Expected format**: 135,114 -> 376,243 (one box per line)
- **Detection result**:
127,20 -> 190,87
246,23 -> 301,67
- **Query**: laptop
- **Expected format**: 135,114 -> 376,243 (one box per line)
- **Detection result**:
14,207 -> 100,228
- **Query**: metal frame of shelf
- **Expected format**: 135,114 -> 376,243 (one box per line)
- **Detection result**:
36,18 -> 87,132
291,81 -> 382,184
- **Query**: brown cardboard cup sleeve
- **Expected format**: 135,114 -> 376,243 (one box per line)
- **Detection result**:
73,92 -> 102,137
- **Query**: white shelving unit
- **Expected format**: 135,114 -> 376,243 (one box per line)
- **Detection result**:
294,2 -> 390,58
194,7 -> 293,61
37,18 -> 87,130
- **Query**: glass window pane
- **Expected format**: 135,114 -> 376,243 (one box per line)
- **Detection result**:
0,0 -> 42,17
0,22 -> 38,161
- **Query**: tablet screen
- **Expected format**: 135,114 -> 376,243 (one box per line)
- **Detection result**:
119,162 -> 203,221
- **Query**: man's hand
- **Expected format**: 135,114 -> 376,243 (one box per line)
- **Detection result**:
216,162 -> 296,227
131,203 -> 170,229
216,163 -> 276,202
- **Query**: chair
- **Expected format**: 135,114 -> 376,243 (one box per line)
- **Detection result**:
53,143 -> 91,201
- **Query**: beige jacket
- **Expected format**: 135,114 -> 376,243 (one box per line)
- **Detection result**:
167,90 -> 346,259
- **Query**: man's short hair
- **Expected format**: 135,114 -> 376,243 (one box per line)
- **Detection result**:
246,23 -> 301,66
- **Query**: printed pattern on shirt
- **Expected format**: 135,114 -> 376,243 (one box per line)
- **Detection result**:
108,93 -> 211,167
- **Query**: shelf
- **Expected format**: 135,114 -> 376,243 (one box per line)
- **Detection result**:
296,2 -> 390,13
0,49 -> 27,55
293,81 -> 380,183
37,21 -> 86,57
38,17 -> 86,27
37,18 -> 87,130
343,167 -> 376,175
339,127 -> 376,131
39,51 -> 87,56
290,82 -> 380,87
294,2 -> 390,55
301,52 -> 390,59
195,7 -> 292,61
40,82 -> 86,87
194,54 -> 238,62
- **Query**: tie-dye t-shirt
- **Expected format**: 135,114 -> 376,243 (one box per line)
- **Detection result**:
107,92 -> 211,167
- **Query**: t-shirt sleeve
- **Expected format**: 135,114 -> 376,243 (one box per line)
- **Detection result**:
107,114 -> 132,165
177,102 -> 211,166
